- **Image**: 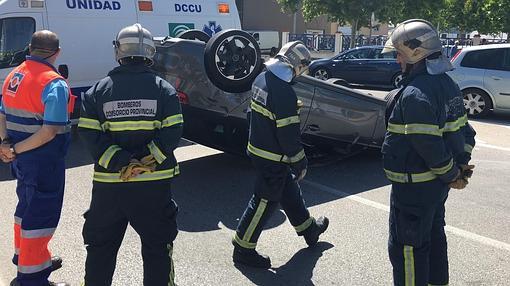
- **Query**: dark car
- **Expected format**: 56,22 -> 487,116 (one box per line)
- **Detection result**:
309,46 -> 403,88
152,30 -> 387,155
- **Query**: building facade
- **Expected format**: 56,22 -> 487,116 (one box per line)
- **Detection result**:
235,0 -> 336,34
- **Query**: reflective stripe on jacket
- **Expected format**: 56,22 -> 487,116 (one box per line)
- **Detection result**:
1,57 -> 72,159
78,64 -> 183,183
247,71 -> 305,165
382,63 -> 476,184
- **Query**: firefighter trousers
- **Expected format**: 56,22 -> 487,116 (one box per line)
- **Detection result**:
234,163 -> 313,249
83,181 -> 178,286
11,158 -> 65,286
388,180 -> 449,286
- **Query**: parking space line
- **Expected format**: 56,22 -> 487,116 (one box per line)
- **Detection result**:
302,180 -> 510,252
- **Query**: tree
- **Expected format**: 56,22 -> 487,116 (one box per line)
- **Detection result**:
276,0 -> 391,48
378,0 -> 446,27
485,0 -> 510,37
441,0 -> 490,36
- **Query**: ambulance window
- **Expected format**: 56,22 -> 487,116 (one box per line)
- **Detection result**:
0,17 -> 35,69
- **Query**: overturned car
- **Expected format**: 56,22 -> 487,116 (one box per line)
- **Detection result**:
152,30 -> 387,155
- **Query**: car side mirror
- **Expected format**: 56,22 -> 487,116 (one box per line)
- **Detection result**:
58,64 -> 69,79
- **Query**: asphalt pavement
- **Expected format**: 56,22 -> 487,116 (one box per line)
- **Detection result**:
0,112 -> 509,285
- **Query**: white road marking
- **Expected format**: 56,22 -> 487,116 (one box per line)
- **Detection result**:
302,180 -> 510,252
478,143 -> 510,152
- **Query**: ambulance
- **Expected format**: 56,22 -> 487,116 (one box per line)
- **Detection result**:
0,0 -> 242,113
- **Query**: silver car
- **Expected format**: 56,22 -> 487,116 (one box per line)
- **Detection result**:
448,44 -> 510,118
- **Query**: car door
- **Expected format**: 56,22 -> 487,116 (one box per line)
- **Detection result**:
330,48 -> 372,83
301,76 -> 386,147
483,48 -> 510,109
371,48 -> 398,85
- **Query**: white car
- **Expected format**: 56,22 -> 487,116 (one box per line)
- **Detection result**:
448,44 -> 510,118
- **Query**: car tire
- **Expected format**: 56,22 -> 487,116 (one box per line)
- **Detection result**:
204,29 -> 263,93
463,88 -> 492,118
392,72 -> 404,88
178,29 -> 211,43
312,68 -> 331,80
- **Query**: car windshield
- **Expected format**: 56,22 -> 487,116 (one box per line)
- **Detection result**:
0,17 -> 35,69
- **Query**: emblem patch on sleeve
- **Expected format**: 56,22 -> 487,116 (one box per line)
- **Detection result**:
103,100 -> 157,119
252,86 -> 268,106
6,72 -> 25,96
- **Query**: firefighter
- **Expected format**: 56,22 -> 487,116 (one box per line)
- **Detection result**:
232,41 -> 329,268
382,19 -> 476,286
0,30 -> 71,286
78,24 -> 182,286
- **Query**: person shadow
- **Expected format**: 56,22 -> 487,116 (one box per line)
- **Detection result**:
235,242 -> 334,286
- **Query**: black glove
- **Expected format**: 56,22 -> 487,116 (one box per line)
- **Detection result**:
290,156 -> 308,182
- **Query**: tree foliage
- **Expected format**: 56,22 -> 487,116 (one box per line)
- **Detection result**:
275,0 -> 391,47
485,0 -> 510,35
275,0 -> 509,43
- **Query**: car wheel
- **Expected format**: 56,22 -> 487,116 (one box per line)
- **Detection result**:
178,29 -> 211,43
313,68 -> 330,80
204,29 -> 263,93
392,72 -> 404,88
463,88 -> 492,118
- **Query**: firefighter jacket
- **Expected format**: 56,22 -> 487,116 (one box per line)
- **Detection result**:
1,56 -> 72,159
247,71 -> 306,171
78,64 -> 183,184
382,63 -> 476,184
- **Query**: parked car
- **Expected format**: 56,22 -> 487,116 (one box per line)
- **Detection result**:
448,44 -> 510,118
152,30 -> 387,155
308,46 -> 403,88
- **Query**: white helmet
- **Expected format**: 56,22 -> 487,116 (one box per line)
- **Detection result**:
265,41 -> 312,82
383,19 -> 452,74
114,23 -> 155,65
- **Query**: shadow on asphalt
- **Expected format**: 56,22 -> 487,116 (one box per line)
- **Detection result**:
173,148 -> 388,233
234,242 -> 334,286
0,130 -> 94,182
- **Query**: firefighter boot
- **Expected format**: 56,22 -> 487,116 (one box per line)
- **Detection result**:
232,245 -> 271,269
51,256 -> 63,271
303,216 -> 329,247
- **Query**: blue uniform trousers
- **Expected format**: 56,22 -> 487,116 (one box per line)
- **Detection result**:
389,179 -> 449,286
11,158 -> 65,286
234,161 -> 313,250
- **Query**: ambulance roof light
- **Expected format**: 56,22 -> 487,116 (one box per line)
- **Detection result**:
30,0 -> 44,8
218,3 -> 230,14
138,1 -> 153,12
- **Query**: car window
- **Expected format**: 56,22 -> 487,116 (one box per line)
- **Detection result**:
461,48 -> 505,70
375,48 -> 396,59
503,48 -> 510,71
0,17 -> 35,69
344,48 -> 373,60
